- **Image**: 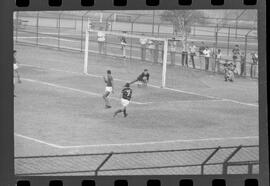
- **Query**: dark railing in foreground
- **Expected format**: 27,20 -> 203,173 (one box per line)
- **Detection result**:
15,145 -> 259,176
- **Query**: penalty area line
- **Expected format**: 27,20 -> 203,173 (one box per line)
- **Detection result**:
14,133 -> 258,149
20,64 -> 258,108
21,78 -> 148,105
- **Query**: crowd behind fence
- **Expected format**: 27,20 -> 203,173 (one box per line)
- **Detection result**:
14,11 -> 258,79
15,145 -> 259,176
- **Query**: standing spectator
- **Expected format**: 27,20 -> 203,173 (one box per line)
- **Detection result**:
181,46 -> 188,67
154,41 -> 160,63
215,49 -> 222,73
148,40 -> 155,63
170,38 -> 177,65
251,52 -> 258,78
189,42 -> 196,69
120,35 -> 127,58
240,52 -> 246,76
232,44 -> 241,75
199,42 -> 206,65
97,28 -> 106,54
139,34 -> 148,61
232,44 -> 240,63
203,47 -> 211,71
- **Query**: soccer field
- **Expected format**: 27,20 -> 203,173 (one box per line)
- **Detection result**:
14,44 -> 259,175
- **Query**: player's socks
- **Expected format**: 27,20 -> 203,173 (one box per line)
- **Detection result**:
123,109 -> 127,117
113,109 -> 122,117
105,105 -> 112,109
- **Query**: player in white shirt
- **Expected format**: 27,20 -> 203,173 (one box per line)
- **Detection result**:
13,50 -> 21,97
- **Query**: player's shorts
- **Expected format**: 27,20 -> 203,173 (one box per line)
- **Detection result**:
14,64 -> 18,70
121,98 -> 130,107
105,86 -> 113,95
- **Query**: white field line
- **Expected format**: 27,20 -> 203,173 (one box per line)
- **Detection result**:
14,133 -> 258,149
14,133 -> 63,148
21,78 -> 148,105
20,64 -> 258,108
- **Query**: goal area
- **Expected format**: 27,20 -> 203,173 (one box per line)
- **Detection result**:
84,21 -> 169,88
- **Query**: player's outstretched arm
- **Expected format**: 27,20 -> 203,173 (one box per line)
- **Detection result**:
111,80 -> 114,93
103,76 -> 107,83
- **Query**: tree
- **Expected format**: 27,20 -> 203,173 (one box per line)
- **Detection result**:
160,10 -> 205,51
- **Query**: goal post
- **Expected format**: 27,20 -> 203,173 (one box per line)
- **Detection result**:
84,20 -> 169,88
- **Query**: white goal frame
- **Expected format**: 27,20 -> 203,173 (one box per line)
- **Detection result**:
84,20 -> 169,88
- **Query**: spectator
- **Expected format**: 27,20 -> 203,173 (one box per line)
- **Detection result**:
154,41 -> 160,64
120,35 -> 127,58
240,52 -> 246,76
97,27 -> 106,54
189,42 -> 196,69
139,34 -> 148,61
199,41 -> 205,55
203,47 -> 211,71
181,45 -> 188,67
232,44 -> 240,63
232,44 -> 241,75
214,49 -> 222,73
199,41 -> 206,66
170,38 -> 177,65
251,52 -> 258,78
148,40 -> 155,63
224,60 -> 235,82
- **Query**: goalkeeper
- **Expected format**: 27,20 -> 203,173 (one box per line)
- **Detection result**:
130,69 -> 150,87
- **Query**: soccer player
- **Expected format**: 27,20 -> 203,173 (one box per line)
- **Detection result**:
223,60 -> 235,82
13,50 -> 21,97
102,70 -> 114,109
14,50 -> 21,84
113,83 -> 132,118
130,69 -> 150,87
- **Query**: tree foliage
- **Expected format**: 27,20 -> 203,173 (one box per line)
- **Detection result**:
160,10 -> 206,34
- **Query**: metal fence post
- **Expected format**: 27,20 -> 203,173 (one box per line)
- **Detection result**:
15,12 -> 19,43
57,13 -> 61,49
244,35 -> 248,77
201,146 -> 220,175
152,10 -> 155,35
222,146 -> 242,174
36,12 -> 39,46
248,164 -> 253,174
95,152 -> 113,176
227,27 -> 230,56
129,22 -> 134,60
80,16 -> 84,52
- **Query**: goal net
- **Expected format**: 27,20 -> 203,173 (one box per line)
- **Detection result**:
84,20 -> 169,88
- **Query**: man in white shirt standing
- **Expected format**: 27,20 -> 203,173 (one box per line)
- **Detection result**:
189,42 -> 196,69
139,34 -> 148,61
203,47 -> 211,71
97,27 -> 106,54
170,38 -> 177,65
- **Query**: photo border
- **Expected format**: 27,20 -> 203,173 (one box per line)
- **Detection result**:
0,0 -> 267,185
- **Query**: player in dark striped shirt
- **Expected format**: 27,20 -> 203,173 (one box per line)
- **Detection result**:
130,69 -> 150,87
113,83 -> 132,118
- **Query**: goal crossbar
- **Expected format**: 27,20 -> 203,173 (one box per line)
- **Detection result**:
88,29 -> 167,42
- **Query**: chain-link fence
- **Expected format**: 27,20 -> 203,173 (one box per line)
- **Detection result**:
14,11 -> 258,78
15,145 -> 259,176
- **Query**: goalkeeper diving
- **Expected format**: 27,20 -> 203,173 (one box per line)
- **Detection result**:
130,69 -> 150,87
